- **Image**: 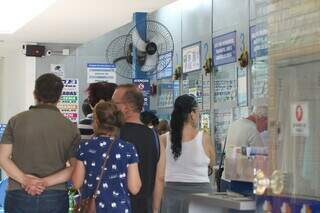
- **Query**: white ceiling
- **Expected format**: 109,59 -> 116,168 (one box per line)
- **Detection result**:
0,0 -> 177,44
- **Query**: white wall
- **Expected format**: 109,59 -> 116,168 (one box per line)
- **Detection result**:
0,42 -> 36,123
0,42 -> 36,179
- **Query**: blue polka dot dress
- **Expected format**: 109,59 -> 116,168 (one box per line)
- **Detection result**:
76,136 -> 139,213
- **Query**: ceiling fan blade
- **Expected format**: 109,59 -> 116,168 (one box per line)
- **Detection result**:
141,53 -> 158,72
132,29 -> 147,52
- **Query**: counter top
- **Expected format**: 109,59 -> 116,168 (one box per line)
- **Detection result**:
189,192 -> 256,211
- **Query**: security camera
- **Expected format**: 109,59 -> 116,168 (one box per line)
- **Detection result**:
46,50 -> 52,56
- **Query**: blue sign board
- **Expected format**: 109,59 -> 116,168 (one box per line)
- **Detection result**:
0,124 -> 6,140
249,24 -> 268,59
213,31 -> 237,66
133,79 -> 150,111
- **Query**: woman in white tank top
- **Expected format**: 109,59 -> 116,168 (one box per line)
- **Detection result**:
152,94 -> 216,213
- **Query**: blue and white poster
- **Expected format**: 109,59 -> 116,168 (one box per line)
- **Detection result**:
133,79 -> 150,111
158,83 -> 173,108
173,80 -> 180,101
0,124 -> 6,140
182,42 -> 201,73
87,63 -> 116,84
249,24 -> 268,59
157,52 -> 173,79
213,31 -> 237,66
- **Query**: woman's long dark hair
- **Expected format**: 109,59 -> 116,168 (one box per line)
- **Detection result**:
170,94 -> 198,160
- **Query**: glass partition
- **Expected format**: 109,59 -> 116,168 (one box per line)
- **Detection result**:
255,0 -> 320,211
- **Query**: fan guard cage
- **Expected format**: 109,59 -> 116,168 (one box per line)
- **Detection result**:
106,20 -> 174,79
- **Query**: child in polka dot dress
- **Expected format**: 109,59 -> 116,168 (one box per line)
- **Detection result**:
72,101 -> 141,213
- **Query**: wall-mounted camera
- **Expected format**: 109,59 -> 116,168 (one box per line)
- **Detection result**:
23,44 -> 45,57
46,50 -> 52,56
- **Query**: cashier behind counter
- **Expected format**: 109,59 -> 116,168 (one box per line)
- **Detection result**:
222,105 -> 268,195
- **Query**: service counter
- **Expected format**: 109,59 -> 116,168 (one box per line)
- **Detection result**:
189,192 -> 255,213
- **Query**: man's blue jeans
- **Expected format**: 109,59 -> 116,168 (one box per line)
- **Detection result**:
4,189 -> 68,213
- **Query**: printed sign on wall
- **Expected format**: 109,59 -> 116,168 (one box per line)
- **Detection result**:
200,113 -> 210,133
50,64 -> 65,78
202,77 -> 211,110
87,63 -> 116,84
173,80 -> 180,102
158,83 -> 173,108
58,79 -> 79,124
250,24 -> 268,59
237,68 -> 248,106
213,64 -> 237,104
291,102 -> 309,137
182,42 -> 201,73
133,79 -> 150,111
252,61 -> 268,99
157,52 -> 173,79
213,31 -> 237,66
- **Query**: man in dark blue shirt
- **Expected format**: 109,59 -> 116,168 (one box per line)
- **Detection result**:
113,84 -> 160,213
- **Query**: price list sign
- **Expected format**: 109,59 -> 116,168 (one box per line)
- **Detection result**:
158,83 -> 173,108
214,65 -> 237,103
252,61 -> 268,99
214,108 -> 233,153
57,79 -> 79,124
214,79 -> 236,103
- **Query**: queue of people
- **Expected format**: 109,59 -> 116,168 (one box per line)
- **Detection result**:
0,72 -> 266,213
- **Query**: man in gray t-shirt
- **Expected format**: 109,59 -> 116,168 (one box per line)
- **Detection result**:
0,73 -> 80,213
223,105 -> 268,183
226,105 -> 268,157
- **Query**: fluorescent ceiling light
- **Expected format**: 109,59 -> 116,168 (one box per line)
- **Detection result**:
0,0 -> 57,34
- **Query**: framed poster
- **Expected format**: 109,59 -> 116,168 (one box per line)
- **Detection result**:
182,42 -> 201,73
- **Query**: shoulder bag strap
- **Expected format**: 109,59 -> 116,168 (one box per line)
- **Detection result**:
92,139 -> 115,198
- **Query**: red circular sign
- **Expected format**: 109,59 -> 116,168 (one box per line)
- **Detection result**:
295,105 -> 303,122
138,83 -> 144,90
